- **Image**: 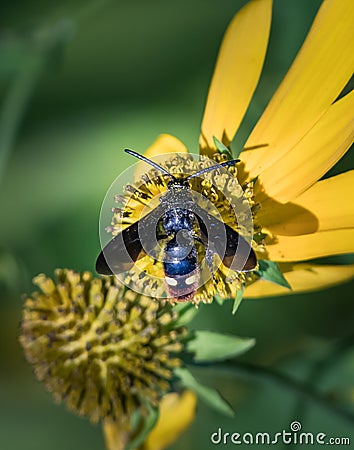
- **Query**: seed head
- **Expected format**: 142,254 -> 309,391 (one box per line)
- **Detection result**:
20,269 -> 186,423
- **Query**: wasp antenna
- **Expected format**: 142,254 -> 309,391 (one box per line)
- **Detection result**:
186,159 -> 240,180
124,149 -> 176,181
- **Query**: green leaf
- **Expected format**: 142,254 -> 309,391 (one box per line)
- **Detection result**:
213,136 -> 233,160
174,367 -> 235,417
255,260 -> 291,289
232,286 -> 244,315
173,303 -> 198,326
186,330 -> 255,363
125,402 -> 159,450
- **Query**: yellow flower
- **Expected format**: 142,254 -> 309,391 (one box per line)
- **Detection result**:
103,391 -> 197,450
141,390 -> 197,450
110,0 -> 354,301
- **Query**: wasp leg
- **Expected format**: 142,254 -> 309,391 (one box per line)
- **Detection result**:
191,234 -> 204,245
205,247 -> 218,279
190,233 -> 216,278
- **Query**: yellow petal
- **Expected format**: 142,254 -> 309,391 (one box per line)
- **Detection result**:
143,391 -> 197,450
103,418 -> 130,450
134,134 -> 187,180
242,0 -> 354,178
199,0 -> 272,155
256,90 -> 354,203
266,229 -> 354,262
244,263 -> 354,298
259,171 -> 354,235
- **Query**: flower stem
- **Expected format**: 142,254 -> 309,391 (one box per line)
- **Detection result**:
189,360 -> 354,424
0,57 -> 43,183
0,20 -> 74,184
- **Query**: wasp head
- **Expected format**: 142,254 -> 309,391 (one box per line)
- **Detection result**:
167,178 -> 190,190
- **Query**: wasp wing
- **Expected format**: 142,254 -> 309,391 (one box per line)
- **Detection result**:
96,205 -> 165,275
193,205 -> 257,272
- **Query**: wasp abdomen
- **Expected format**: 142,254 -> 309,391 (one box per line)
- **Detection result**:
163,238 -> 199,301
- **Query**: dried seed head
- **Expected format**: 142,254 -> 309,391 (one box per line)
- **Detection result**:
19,269 -> 186,423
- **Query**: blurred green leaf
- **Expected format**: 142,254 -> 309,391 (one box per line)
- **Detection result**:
173,303 -> 198,326
255,260 -> 291,289
0,41 -> 36,77
0,20 -> 75,183
174,367 -> 235,417
187,330 -> 255,362
0,56 -> 44,182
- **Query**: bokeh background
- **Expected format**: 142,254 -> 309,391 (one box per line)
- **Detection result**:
1,0 -> 353,449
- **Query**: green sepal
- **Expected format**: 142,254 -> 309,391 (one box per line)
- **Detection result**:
214,294 -> 226,305
126,402 -> 159,450
173,303 -> 198,326
255,260 -> 291,289
232,286 -> 244,315
186,330 -> 255,363
213,136 -> 233,160
253,231 -> 268,244
174,366 -> 235,417
130,409 -> 142,433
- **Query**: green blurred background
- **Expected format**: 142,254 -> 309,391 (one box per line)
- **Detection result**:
1,0 -> 353,449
